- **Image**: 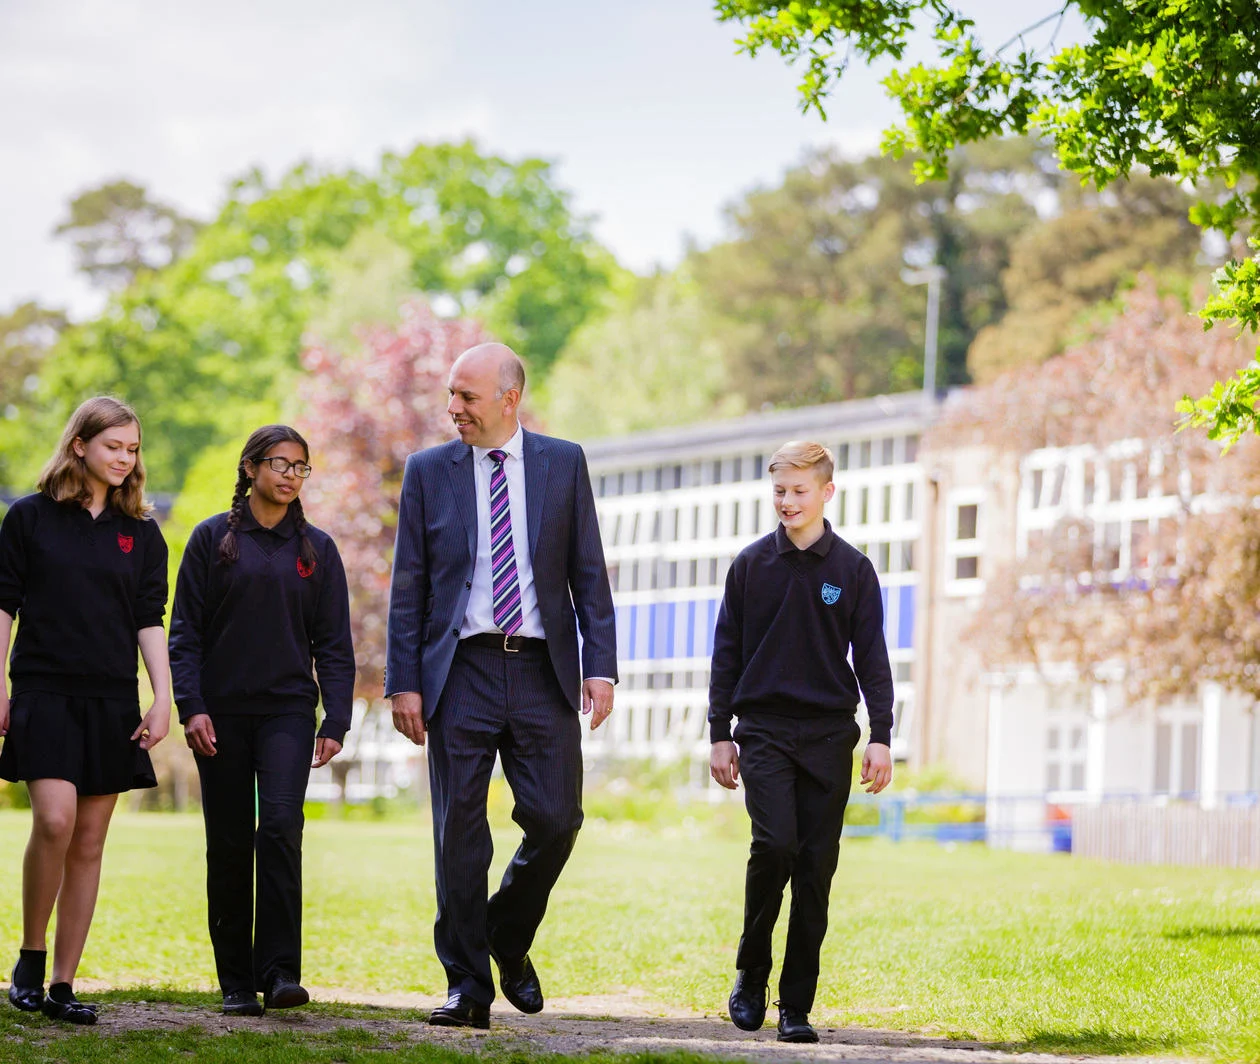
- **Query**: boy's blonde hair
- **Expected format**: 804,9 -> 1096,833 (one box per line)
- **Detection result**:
768,441 -> 834,485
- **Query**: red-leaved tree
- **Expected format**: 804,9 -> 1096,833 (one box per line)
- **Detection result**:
298,301 -> 490,697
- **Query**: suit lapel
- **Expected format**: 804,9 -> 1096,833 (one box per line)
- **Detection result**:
523,429 -> 548,561
447,444 -> 477,561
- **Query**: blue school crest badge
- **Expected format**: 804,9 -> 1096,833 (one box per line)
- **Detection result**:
821,582 -> 842,605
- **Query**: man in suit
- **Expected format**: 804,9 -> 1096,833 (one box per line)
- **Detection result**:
386,342 -> 617,1029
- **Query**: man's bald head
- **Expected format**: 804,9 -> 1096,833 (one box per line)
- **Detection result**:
452,342 -> 526,400
447,343 -> 526,448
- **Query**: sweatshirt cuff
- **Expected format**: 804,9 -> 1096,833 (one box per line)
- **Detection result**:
868,723 -> 893,747
709,716 -> 733,743
176,697 -> 207,724
317,720 -> 348,744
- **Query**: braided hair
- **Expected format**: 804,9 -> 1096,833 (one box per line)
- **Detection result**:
218,424 -> 317,568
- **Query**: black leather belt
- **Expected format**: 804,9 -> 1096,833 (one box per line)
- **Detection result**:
462,632 -> 546,653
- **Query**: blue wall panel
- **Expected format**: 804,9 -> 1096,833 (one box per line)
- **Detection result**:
898,585 -> 915,650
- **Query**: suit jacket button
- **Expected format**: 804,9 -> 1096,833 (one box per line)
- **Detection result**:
465,581 -> 472,589
451,628 -> 459,637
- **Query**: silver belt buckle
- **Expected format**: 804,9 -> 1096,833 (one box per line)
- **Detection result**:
503,632 -> 518,653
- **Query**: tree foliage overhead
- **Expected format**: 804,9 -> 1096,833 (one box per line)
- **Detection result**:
715,1 -> 1260,443
31,142 -> 610,491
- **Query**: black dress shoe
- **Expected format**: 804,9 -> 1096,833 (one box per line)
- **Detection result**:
728,966 -> 770,1031
428,993 -> 490,1029
263,974 -> 309,1010
777,1004 -> 818,1043
222,990 -> 264,1016
41,985 -> 97,1026
8,952 -> 44,1012
493,952 -> 543,1014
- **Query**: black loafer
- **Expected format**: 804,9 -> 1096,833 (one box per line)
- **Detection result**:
777,1004 -> 818,1043
8,982 -> 43,1012
493,952 -> 543,1014
428,992 -> 490,1029
728,966 -> 770,1031
222,990 -> 264,1016
41,996 -> 98,1025
263,974 -> 309,1010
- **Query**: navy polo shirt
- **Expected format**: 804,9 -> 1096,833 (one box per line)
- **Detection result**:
708,520 -> 894,745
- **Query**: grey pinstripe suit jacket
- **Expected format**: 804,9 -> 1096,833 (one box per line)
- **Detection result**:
384,428 -> 618,718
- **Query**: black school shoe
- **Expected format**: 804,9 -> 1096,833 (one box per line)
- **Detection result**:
8,950 -> 45,1012
222,990 -> 264,1016
263,973 -> 309,1010
428,992 -> 491,1029
776,1004 -> 819,1043
41,983 -> 97,1025
728,966 -> 770,1031
492,952 -> 544,1014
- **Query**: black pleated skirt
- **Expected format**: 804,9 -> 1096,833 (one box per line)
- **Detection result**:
0,691 -> 157,796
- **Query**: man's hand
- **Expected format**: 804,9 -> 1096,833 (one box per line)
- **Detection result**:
312,737 -> 343,768
710,740 -> 740,790
133,699 -> 171,750
581,679 -> 613,730
861,742 -> 893,794
391,692 -> 426,746
184,713 -> 217,757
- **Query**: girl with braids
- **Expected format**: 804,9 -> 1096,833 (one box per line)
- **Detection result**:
0,397 -> 170,1025
168,425 -> 354,1017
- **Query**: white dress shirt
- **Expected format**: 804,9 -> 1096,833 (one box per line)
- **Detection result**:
460,424 -> 545,639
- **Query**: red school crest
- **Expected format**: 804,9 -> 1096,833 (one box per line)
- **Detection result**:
296,557 -> 316,579
117,533 -> 134,554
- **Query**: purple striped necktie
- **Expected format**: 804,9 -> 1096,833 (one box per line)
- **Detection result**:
488,449 -> 523,635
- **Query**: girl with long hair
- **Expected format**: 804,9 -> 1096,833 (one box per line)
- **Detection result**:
169,425 -> 354,1016
0,396 -> 170,1025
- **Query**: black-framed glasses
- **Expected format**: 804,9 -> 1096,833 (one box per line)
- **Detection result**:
256,456 -> 312,478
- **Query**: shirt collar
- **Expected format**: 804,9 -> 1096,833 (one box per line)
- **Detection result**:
237,503 -> 297,539
473,423 -> 524,465
775,519 -> 835,558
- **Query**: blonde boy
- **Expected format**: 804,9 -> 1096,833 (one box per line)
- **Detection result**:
709,441 -> 893,1043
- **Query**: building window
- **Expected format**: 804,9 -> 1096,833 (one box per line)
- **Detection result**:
905,435 -> 919,462
859,440 -> 872,468
881,438 -> 895,466
752,454 -> 764,479
946,494 -> 984,593
859,487 -> 869,525
732,501 -> 742,536
1046,721 -> 1087,792
904,482 -> 915,521
732,456 -> 744,483
837,489 -> 847,526
712,459 -> 723,485
877,542 -> 890,573
837,443 -> 849,471
708,557 -> 719,585
670,464 -> 683,489
881,484 -> 892,523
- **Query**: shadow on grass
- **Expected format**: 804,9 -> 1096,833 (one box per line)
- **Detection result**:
1164,923 -> 1260,940
1007,1029 -> 1184,1055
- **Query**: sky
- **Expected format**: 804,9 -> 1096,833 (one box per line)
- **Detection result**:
0,1 -> 1086,319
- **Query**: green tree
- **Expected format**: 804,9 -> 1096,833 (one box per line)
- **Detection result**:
715,1 -> 1260,443
33,141 -> 611,490
54,179 -> 201,289
968,175 -> 1204,381
540,269 -> 746,439
691,140 -> 1048,407
0,303 -> 68,487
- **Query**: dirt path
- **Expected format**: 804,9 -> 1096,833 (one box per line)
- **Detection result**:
10,987 -> 1188,1064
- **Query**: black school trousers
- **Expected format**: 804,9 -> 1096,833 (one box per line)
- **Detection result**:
426,640 -> 584,1007
195,712 -> 315,995
734,712 -> 861,1012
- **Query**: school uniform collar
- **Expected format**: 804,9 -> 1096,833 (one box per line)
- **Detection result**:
472,423 -> 524,466
775,519 -> 835,558
237,505 -> 297,539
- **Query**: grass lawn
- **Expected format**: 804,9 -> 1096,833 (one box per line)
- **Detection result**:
0,806 -> 1257,1060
